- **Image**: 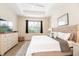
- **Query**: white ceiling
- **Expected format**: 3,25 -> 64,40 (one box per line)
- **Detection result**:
5,3 -> 54,17
4,3 -> 74,17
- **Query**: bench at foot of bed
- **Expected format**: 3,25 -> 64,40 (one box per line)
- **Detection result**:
32,50 -> 73,56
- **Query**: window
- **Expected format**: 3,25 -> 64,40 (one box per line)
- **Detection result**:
26,20 -> 43,33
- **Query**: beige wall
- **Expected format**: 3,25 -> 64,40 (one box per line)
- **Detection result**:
18,16 -> 50,40
0,4 -> 50,40
50,4 -> 79,28
0,4 -> 18,31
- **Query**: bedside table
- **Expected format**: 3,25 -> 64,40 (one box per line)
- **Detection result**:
73,42 -> 79,56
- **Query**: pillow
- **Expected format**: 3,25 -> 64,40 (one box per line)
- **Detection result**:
48,32 -> 58,38
48,33 -> 53,38
57,32 -> 71,41
53,32 -> 58,38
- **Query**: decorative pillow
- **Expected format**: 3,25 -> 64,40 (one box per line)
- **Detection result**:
53,32 -> 58,39
48,32 -> 53,38
48,32 -> 58,38
57,32 -> 71,41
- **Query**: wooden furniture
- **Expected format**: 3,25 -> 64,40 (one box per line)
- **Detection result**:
0,32 -> 18,55
52,25 -> 79,43
32,51 -> 72,56
32,25 -> 79,56
18,37 -> 25,42
73,42 -> 79,56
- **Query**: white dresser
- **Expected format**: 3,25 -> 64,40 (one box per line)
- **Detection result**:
0,32 -> 18,55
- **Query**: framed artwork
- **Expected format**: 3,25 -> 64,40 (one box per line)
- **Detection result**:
57,13 -> 69,26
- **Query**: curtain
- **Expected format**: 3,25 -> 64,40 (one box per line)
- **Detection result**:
26,20 -> 28,33
40,21 -> 43,33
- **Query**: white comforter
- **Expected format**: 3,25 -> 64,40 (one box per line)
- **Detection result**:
26,35 -> 61,56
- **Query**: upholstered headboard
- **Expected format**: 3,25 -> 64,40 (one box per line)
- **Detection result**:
52,25 -> 78,42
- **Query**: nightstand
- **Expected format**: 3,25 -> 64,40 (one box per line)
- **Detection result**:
73,42 -> 79,56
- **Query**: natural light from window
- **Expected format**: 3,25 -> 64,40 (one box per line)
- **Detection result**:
28,21 -> 41,33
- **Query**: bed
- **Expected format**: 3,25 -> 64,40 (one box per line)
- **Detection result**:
26,34 -> 72,56
26,35 -> 61,56
26,25 -> 77,56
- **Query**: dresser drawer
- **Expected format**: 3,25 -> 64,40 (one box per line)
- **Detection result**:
0,32 -> 18,55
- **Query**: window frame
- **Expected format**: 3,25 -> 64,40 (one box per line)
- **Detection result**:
26,20 -> 43,33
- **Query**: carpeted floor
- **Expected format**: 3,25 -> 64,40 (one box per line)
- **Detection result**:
4,41 -> 30,56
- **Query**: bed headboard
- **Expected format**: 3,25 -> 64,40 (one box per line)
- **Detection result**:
52,25 -> 78,42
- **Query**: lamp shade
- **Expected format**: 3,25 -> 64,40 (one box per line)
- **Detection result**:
48,28 -> 52,31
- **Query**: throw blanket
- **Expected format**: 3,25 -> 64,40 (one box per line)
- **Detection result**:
56,37 -> 71,52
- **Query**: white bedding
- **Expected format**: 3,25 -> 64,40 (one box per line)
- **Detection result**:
26,35 -> 61,56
